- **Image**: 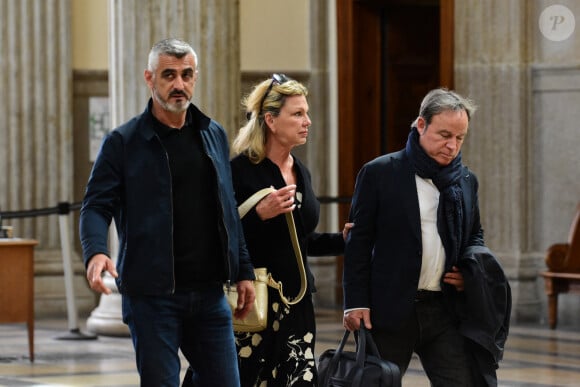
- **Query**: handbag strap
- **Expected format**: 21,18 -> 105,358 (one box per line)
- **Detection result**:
281,210 -> 308,306
238,187 -> 308,307
238,187 -> 275,218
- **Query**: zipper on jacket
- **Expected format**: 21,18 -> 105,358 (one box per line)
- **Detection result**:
206,152 -> 232,284
156,134 -> 176,294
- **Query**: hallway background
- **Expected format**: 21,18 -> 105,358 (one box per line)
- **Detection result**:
0,0 -> 579,329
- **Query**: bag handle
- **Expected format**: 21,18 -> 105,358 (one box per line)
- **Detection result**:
351,322 -> 398,387
319,329 -> 350,387
238,187 -> 308,307
320,321 -> 376,387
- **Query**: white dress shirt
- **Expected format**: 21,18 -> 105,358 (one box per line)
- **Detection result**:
415,175 -> 445,291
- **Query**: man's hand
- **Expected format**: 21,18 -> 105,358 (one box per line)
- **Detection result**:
343,309 -> 372,331
342,222 -> 354,241
233,280 -> 256,320
443,265 -> 465,291
86,253 -> 118,295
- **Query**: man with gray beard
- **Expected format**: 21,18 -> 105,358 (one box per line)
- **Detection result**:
80,38 -> 255,387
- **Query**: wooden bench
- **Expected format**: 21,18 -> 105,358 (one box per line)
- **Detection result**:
540,203 -> 580,329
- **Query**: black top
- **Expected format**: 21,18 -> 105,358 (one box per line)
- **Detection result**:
230,154 -> 344,295
151,110 -> 222,289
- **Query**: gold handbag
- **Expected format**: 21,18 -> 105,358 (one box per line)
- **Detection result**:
225,187 -> 307,332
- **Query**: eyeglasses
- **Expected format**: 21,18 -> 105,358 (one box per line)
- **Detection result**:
258,73 -> 289,117
245,74 -> 290,121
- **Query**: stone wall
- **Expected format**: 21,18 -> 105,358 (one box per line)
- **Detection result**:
455,0 -> 580,324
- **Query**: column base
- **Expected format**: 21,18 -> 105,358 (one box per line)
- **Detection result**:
86,275 -> 130,337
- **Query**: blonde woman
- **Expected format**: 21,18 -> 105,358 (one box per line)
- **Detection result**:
231,74 -> 351,386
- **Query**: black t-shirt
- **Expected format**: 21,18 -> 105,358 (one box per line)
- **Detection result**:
151,111 -> 223,289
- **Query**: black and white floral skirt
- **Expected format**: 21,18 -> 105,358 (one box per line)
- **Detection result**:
235,291 -> 317,387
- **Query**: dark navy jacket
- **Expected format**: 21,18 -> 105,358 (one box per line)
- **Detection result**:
80,101 -> 254,295
343,150 -> 484,330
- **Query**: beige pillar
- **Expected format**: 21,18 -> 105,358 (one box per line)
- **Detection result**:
0,0 -> 94,318
87,0 -> 241,335
107,0 -> 240,135
454,0 -> 539,321
300,1 -> 340,307
0,0 -> 71,246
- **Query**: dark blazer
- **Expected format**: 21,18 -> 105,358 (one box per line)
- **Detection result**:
343,150 -> 484,330
231,154 -> 344,296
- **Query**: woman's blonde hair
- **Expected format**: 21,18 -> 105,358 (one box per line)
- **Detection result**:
232,75 -> 308,163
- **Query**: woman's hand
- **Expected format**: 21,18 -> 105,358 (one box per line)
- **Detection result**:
255,185 -> 296,220
342,222 -> 354,241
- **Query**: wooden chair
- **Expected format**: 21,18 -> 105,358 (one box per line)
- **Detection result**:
540,203 -> 580,329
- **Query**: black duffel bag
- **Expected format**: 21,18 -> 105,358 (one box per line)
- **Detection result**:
318,323 -> 401,387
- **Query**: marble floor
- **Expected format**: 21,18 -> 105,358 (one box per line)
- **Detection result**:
1,309 -> 580,387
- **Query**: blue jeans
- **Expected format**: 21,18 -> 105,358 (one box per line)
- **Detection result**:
122,285 -> 240,387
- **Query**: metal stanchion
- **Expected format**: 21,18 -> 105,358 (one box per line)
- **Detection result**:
55,202 -> 97,340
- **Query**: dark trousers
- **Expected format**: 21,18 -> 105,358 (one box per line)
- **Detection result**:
371,294 -> 473,387
122,285 -> 240,387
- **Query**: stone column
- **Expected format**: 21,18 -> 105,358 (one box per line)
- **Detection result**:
108,0 -> 240,134
0,0 -> 94,317
87,0 -> 241,335
0,0 -> 71,246
302,0 -> 341,307
454,0 -> 540,321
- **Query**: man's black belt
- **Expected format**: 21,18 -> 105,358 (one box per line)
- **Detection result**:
414,290 -> 443,302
